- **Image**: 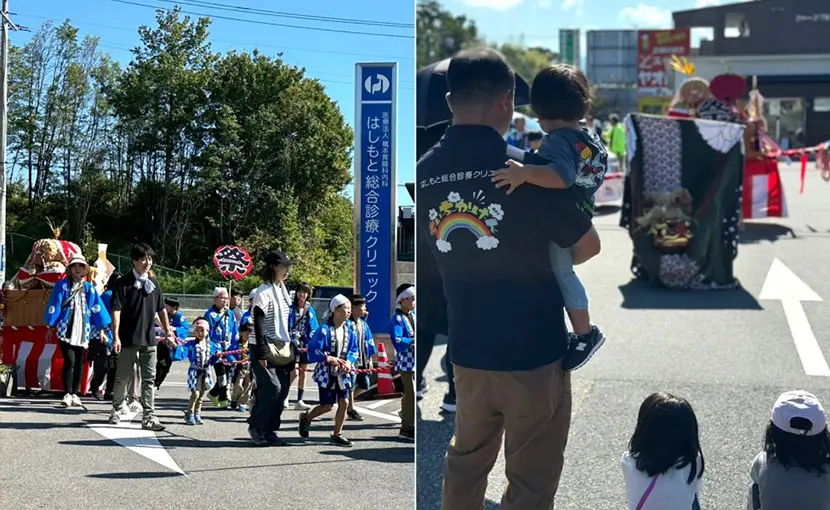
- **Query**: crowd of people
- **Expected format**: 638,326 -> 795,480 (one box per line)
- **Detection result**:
43,243 -> 416,446
416,48 -> 830,510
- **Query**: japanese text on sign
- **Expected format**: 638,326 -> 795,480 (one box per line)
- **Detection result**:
212,245 -> 253,281
355,63 -> 396,335
637,29 -> 690,93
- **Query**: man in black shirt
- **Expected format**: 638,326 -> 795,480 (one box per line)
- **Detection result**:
108,243 -> 174,431
417,49 -> 601,509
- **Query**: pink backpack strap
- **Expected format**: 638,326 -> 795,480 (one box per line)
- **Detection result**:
636,475 -> 659,510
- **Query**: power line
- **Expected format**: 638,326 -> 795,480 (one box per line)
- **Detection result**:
145,0 -> 414,28
16,14 -> 414,60
103,0 -> 414,39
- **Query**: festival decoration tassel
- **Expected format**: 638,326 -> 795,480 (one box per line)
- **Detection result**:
801,152 -> 808,194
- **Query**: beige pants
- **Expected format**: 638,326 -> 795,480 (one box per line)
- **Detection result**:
231,365 -> 253,406
187,390 -> 207,414
442,360 -> 572,510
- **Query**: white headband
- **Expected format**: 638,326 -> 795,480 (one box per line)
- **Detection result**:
329,294 -> 349,312
397,286 -> 415,303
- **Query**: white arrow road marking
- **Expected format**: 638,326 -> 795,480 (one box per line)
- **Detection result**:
352,405 -> 402,424
760,258 -> 829,376
88,414 -> 186,475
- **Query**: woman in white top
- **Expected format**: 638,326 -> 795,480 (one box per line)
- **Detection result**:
621,392 -> 704,510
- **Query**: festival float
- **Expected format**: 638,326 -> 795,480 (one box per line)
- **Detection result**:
0,220 -> 114,395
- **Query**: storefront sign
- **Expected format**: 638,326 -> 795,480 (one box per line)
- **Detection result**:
637,29 -> 690,96
354,62 -> 398,333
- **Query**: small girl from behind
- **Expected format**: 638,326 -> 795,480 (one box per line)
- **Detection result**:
622,392 -> 704,510
747,390 -> 830,510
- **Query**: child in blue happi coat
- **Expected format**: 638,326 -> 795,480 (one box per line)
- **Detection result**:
44,254 -> 111,408
391,283 -> 415,441
153,297 -> 191,394
346,294 -> 376,422
205,287 -> 238,408
89,272 -> 121,400
180,318 -> 222,425
229,316 -> 254,412
298,294 -> 359,448
288,282 -> 319,411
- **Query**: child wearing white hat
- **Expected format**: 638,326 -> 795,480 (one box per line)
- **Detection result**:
747,390 -> 830,510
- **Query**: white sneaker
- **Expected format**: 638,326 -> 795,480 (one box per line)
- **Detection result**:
61,394 -> 73,407
128,401 -> 143,413
108,409 -> 121,424
71,394 -> 82,407
294,400 -> 312,411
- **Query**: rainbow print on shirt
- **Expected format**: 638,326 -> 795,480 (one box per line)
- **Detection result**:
428,191 -> 503,253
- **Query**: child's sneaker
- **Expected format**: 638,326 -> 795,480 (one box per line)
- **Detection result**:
229,401 -> 238,410
294,400 -> 311,411
71,394 -> 82,407
194,414 -> 204,425
347,409 -> 364,421
398,428 -> 414,441
298,412 -> 311,439
184,412 -> 196,425
108,409 -> 121,424
238,405 -> 248,413
562,325 -> 606,371
61,394 -> 73,407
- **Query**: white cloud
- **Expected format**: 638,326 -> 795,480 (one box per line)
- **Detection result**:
695,0 -> 752,7
618,4 -> 672,28
460,0 -> 523,11
562,0 -> 584,11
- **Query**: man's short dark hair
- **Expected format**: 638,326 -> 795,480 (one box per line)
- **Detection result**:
130,243 -> 154,261
230,288 -> 242,297
530,65 -> 592,122
447,48 -> 515,108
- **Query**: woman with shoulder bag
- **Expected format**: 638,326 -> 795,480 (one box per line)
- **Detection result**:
247,251 -> 296,447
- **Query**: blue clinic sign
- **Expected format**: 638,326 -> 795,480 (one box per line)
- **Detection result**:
354,62 -> 397,335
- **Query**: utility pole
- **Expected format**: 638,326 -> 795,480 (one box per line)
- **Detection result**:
0,0 -> 21,285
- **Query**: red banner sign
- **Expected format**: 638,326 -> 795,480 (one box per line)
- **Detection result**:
212,245 -> 253,281
637,29 -> 691,94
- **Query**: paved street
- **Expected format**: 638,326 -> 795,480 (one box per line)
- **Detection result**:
0,362 -> 413,510
417,163 -> 830,509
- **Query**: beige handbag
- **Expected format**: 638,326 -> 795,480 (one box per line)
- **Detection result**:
262,285 -> 295,366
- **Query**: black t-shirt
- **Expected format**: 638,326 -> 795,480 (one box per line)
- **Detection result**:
416,125 -> 592,372
110,271 -> 165,347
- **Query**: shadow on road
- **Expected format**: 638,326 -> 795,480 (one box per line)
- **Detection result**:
594,205 -> 621,217
739,222 -> 796,244
318,446 -> 414,463
416,410 -> 455,508
618,280 -> 762,310
88,471 -> 183,479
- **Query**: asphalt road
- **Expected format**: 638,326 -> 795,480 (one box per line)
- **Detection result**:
416,162 -> 830,509
0,362 -> 413,510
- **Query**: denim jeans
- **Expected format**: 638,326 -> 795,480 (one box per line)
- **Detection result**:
549,242 -> 589,310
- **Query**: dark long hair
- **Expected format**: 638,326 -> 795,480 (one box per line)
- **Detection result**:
293,282 -> 312,309
628,392 -> 705,484
765,421 -> 830,474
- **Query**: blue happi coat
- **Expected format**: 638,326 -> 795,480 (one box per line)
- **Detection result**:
205,305 -> 238,352
391,310 -> 415,372
170,311 -> 191,342
44,280 -> 111,348
289,303 -> 319,344
307,322 -> 359,391
349,318 -> 377,368
89,289 -> 114,351
178,339 -> 222,392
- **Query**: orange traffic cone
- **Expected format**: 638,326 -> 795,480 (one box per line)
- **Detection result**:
376,341 -> 396,396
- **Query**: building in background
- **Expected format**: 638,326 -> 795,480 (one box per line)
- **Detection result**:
585,30 -> 638,117
559,29 -> 581,67
673,0 -> 830,146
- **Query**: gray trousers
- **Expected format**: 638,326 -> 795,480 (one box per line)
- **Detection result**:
112,345 -> 157,418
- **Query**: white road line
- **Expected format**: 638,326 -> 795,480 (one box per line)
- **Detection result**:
88,419 -> 185,476
353,406 -> 401,424
365,399 -> 393,409
760,258 -> 830,376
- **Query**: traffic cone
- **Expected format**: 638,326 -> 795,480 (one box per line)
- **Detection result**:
376,342 -> 396,396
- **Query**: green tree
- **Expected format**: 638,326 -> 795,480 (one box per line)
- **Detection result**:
417,0 -> 480,68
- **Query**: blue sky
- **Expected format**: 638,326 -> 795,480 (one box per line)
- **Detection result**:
13,0 -> 416,206
441,0 -> 748,51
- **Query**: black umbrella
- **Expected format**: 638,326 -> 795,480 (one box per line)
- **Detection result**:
416,57 -> 531,130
